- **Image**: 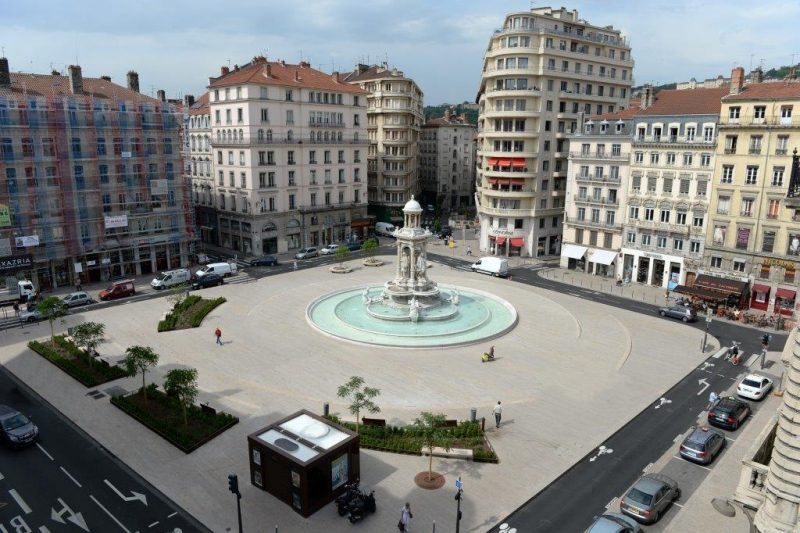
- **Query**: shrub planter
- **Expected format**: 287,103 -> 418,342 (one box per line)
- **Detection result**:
329,265 -> 353,274
362,258 -> 384,267
111,384 -> 238,453
158,296 -> 226,332
28,336 -> 129,387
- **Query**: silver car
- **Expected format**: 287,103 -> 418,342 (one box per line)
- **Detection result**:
585,512 -> 641,532
620,473 -> 680,524
679,426 -> 726,464
61,291 -> 93,308
294,247 -> 318,260
658,305 -> 697,322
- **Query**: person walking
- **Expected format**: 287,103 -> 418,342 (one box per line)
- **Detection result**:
75,279 -> 82,292
493,401 -> 502,428
214,327 -> 222,346
708,391 -> 718,410
12,301 -> 19,319
399,502 -> 412,532
293,260 -> 298,272
466,245 -> 472,256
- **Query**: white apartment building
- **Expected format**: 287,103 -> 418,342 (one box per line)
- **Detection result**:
561,107 -> 635,276
419,109 -> 477,210
476,6 -> 633,257
185,93 -> 216,247
207,57 -> 370,255
345,63 -> 424,224
621,87 -> 725,287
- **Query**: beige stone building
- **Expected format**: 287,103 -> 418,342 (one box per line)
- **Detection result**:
475,6 -> 633,258
344,64 -> 424,224
704,67 -> 800,314
185,93 -> 216,247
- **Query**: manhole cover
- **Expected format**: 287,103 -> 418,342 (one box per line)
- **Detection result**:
274,438 -> 299,452
103,386 -> 128,398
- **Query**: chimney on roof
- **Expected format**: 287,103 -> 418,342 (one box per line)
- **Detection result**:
127,70 -> 139,93
295,70 -> 300,82
789,66 -> 798,81
184,94 -> 195,107
0,57 -> 9,88
265,63 -> 272,77
750,67 -> 764,84
299,61 -> 310,68
68,64 -> 83,95
640,85 -> 654,109
100,75 -> 111,82
221,66 -> 229,76
730,66 -> 745,95
279,60 -> 285,66
157,89 -> 166,102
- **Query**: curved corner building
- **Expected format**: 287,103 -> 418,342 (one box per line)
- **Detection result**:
475,7 -> 633,257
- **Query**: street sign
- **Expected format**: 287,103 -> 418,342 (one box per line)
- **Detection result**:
455,478 -> 463,491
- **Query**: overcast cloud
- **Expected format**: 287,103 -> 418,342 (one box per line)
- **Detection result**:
3,0 -> 799,104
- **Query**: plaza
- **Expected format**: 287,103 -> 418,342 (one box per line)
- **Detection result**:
0,256 -> 711,532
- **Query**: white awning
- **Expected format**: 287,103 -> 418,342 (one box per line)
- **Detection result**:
590,249 -> 617,265
562,244 -> 588,260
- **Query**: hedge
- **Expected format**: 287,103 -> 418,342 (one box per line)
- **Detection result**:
158,296 -> 226,332
28,336 -> 130,387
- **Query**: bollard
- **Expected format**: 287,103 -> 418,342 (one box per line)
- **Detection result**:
480,416 -> 486,432
323,402 -> 329,417
470,408 -> 477,423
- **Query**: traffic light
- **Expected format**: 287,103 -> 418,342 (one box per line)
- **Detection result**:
228,473 -> 239,495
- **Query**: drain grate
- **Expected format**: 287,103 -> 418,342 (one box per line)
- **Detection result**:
103,386 -> 129,398
87,390 -> 106,399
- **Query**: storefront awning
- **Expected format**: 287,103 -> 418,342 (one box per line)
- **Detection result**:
590,249 -> 617,265
487,178 -> 499,185
498,159 -> 512,166
495,236 -> 507,245
776,288 -> 796,300
562,244 -> 587,260
751,283 -> 771,295
510,238 -> 524,247
693,274 -> 748,296
511,159 -> 526,168
674,285 -> 727,301
487,157 -> 499,166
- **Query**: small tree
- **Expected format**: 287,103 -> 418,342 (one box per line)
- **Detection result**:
37,296 -> 68,346
124,345 -> 159,403
71,321 -> 106,365
335,244 -> 350,267
414,412 -> 451,481
433,218 -> 442,234
166,283 -> 188,307
361,238 -> 378,260
164,368 -> 199,426
337,376 -> 380,434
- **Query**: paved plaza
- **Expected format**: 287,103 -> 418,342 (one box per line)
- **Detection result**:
0,255 -> 715,532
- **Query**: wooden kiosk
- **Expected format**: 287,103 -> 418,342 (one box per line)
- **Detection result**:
247,410 -> 359,517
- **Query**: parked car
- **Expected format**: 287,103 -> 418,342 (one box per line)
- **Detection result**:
619,473 -> 680,524
319,244 -> 340,255
190,253 -> 210,265
657,305 -> 697,322
438,225 -> 453,238
98,279 -> 135,301
679,426 -> 726,464
375,222 -> 396,237
0,405 -> 39,448
295,247 -> 319,259
737,374 -> 773,401
195,262 -> 237,278
251,255 -> 279,267
61,291 -> 92,308
708,396 -> 751,430
585,512 -> 641,533
191,273 -> 224,290
346,241 -> 362,252
18,308 -> 42,323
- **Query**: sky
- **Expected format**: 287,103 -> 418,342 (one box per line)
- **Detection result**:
4,0 -> 800,105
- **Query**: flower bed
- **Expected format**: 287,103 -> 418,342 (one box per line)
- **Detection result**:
325,416 -> 498,463
158,296 -> 226,332
111,384 -> 239,453
28,336 -> 129,387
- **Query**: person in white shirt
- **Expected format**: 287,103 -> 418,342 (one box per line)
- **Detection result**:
493,401 -> 502,428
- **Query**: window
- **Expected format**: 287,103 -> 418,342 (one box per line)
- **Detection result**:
729,106 -> 741,120
710,256 -> 722,268
776,135 -> 789,155
662,178 -> 673,193
717,196 -> 730,215
666,153 -> 675,165
690,241 -> 700,253
721,165 -> 734,183
679,179 -> 690,195
605,211 -> 615,225
749,135 -> 762,154
700,153 -> 711,167
754,106 -> 766,120
629,206 -> 639,219
644,208 -> 654,221
767,199 -> 780,219
686,127 -> 696,141
676,212 -> 687,225
634,152 -> 643,163
745,166 -> 758,185
673,239 -> 683,250
733,260 -> 746,272
288,193 -> 296,209
781,105 -> 793,122
683,153 -> 693,166
735,227 -> 750,250
741,198 -> 754,217
693,216 -> 704,227
762,231 -> 776,253
660,210 -> 670,223
627,231 -> 636,243
286,110 -> 294,125
641,234 -> 651,246
657,236 -> 667,248
703,126 -> 714,142
650,152 -> 659,164
647,177 -> 657,192
772,167 -> 785,186
240,172 -> 246,188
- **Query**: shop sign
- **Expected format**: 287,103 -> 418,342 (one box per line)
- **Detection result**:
86,260 -> 96,266
763,257 -> 796,271
0,204 -> 10,228
104,215 -> 129,229
492,229 -> 514,237
0,255 -> 33,273
121,151 -> 132,158
14,235 -> 39,248
74,262 -> 83,273
643,252 -> 663,259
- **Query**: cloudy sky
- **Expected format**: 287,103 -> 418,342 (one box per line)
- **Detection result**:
4,0 -> 799,104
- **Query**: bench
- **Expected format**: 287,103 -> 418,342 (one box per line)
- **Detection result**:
361,417 -> 386,427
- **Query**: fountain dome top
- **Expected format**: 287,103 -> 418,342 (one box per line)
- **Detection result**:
403,196 -> 423,214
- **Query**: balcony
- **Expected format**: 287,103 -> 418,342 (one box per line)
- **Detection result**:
733,416 -> 777,510
480,206 -> 537,217
564,216 -> 622,231
569,151 -> 629,161
633,135 -> 715,146
485,87 -> 542,98
535,43 -> 634,65
574,196 -> 618,206
308,120 -> 345,128
720,115 -> 799,128
493,24 -> 629,48
480,186 -> 536,199
575,173 -> 620,185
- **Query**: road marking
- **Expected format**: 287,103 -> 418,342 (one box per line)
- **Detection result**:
717,373 -> 726,378
167,512 -> 178,518
745,354 -> 760,368
104,479 -> 148,505
60,466 -> 82,488
605,497 -> 619,510
51,498 -> 89,532
643,462 -> 654,473
673,455 -> 712,471
673,501 -> 684,508
36,442 -> 54,461
725,436 -> 737,442
589,445 -> 613,462
655,397 -> 672,409
673,433 -> 683,443
147,521 -> 160,528
0,471 -> 4,480
697,378 -> 710,395
699,362 -> 715,371
712,348 -> 728,359
9,489 -> 32,514
90,494 -> 133,533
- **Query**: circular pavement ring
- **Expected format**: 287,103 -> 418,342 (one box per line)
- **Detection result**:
414,471 -> 445,490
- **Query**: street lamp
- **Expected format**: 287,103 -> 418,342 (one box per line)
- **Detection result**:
703,312 -> 712,352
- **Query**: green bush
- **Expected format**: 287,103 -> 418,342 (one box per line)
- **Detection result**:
28,336 -> 129,387
158,296 -> 226,332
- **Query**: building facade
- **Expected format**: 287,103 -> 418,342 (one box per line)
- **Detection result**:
704,67 -> 800,314
475,6 -> 633,257
207,57 -> 370,255
0,58 -> 192,289
185,93 -> 216,248
561,107 -> 635,276
620,87 -> 726,287
419,109 -> 477,211
344,63 -> 424,224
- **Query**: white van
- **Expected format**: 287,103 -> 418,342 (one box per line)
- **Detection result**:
150,268 -> 191,290
195,262 -> 237,278
471,257 -> 509,277
375,222 -> 396,237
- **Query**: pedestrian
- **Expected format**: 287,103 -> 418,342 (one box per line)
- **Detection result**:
214,327 -> 222,346
75,279 -> 82,292
293,260 -> 298,272
12,301 -> 19,319
467,245 -> 472,256
493,400 -> 502,428
708,391 -> 718,409
399,502 -> 412,532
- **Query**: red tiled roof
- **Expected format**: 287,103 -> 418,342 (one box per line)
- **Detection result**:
724,80 -> 800,101
0,72 -> 162,104
209,59 -> 368,95
589,98 -> 641,121
189,92 -> 209,115
637,88 -> 727,116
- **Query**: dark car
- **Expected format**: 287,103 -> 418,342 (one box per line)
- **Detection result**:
679,426 -> 726,464
708,396 -> 751,430
0,405 -> 39,448
346,241 -> 362,252
191,273 -> 224,290
251,255 -> 279,267
620,473 -> 680,524
439,226 -> 453,238
657,305 -> 697,322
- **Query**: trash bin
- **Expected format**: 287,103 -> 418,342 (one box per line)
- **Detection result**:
470,408 -> 477,423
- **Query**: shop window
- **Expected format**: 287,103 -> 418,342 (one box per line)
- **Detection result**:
760,264 -> 770,280
785,268 -> 796,284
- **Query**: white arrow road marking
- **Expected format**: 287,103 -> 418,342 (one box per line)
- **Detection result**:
654,397 -> 672,409
589,445 -> 614,462
104,479 -> 148,505
9,489 -> 32,514
51,498 -> 89,532
90,495 -> 132,533
700,362 -> 715,371
697,378 -> 710,395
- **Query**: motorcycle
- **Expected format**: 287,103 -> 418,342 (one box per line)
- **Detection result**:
348,490 -> 376,523
335,481 -> 361,516
481,346 -> 496,363
726,342 -> 741,365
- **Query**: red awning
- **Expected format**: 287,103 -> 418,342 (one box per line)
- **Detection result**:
776,288 -> 796,300
496,178 -> 511,185
510,178 -> 525,185
751,284 -> 771,295
487,178 -> 499,185
495,236 -> 507,245
498,159 -> 512,166
487,157 -> 499,166
510,238 -> 524,247
511,159 -> 526,168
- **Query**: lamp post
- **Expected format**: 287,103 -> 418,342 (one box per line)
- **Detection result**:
703,312 -> 712,352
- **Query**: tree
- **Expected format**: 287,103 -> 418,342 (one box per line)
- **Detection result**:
361,238 -> 378,259
164,368 -> 199,426
337,376 -> 380,434
335,244 -> 350,267
414,412 -> 451,481
37,296 -> 68,346
166,283 -> 188,307
71,321 -> 105,366
433,218 -> 442,234
124,345 -> 159,403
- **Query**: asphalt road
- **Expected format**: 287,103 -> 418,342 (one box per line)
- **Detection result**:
426,254 -> 787,532
0,367 -> 210,533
